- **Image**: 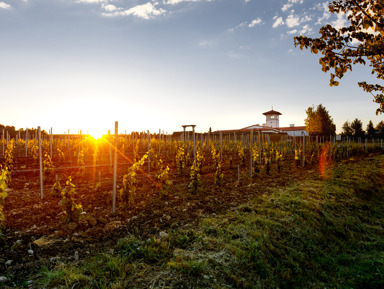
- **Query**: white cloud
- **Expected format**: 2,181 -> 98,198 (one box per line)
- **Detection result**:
300,13 -> 312,23
282,0 -> 303,12
102,4 -> 118,12
248,18 -> 262,27
166,0 -> 201,4
228,21 -> 244,32
332,12 -> 348,30
0,2 -> 11,9
229,18 -> 262,32
300,24 -> 312,34
282,4 -> 292,12
272,16 -> 284,28
286,14 -> 300,27
76,0 -> 107,3
287,29 -> 298,35
315,2 -> 331,25
105,2 -> 166,19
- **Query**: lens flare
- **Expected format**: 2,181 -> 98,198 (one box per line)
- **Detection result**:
319,143 -> 332,179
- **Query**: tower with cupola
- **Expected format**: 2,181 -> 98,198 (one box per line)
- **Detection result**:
263,109 -> 282,128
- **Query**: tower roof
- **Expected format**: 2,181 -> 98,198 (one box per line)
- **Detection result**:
263,110 -> 282,116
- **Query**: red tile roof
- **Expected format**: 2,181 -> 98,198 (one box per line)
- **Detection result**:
263,110 -> 282,115
279,126 -> 306,131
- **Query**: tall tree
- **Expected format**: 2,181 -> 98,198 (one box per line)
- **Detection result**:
305,104 -> 336,136
366,120 -> 376,137
341,121 -> 353,137
375,120 -> 384,137
294,0 -> 384,114
351,118 -> 365,138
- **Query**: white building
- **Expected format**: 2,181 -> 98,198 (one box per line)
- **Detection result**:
240,109 -> 308,136
263,110 -> 281,128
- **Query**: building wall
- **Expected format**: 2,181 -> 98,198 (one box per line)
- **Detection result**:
266,115 -> 279,128
285,130 -> 309,137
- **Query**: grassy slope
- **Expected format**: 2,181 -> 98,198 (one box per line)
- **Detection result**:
38,155 -> 384,288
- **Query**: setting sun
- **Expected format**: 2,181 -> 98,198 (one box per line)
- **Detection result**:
89,129 -> 107,140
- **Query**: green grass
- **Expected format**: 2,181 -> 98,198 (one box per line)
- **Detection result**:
38,155 -> 384,288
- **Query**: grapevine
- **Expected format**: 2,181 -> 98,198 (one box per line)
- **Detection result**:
175,146 -> 186,174
214,161 -> 224,187
189,164 -> 201,194
120,153 -> 148,208
237,142 -> 246,168
43,153 -> 55,181
252,144 -> 260,175
0,168 -> 9,230
61,177 -> 83,223
156,158 -> 171,198
51,179 -> 61,198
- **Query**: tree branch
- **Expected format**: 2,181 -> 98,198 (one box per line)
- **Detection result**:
350,0 -> 384,28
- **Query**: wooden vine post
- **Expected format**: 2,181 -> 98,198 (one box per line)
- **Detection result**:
112,121 -> 118,214
132,132 -> 135,162
250,130 -> 253,178
50,127 -> 53,159
25,129 -> 28,157
159,129 -> 161,157
38,126 -> 44,199
2,129 -> 4,156
220,131 -> 223,161
67,129 -> 71,166
193,126 -> 196,166
148,130 -> 151,172
302,132 -> 305,167
258,131 -> 261,164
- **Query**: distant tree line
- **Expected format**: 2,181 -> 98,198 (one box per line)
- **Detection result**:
305,105 -> 384,139
0,124 -> 48,139
341,119 -> 384,139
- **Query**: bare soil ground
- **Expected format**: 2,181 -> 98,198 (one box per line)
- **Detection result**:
0,156 -> 306,287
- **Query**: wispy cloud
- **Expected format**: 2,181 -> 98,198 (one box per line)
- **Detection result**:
299,24 -> 312,34
286,14 -> 300,27
282,0 -> 303,12
80,0 -> 214,19
282,4 -> 293,12
248,18 -> 263,27
0,2 -> 11,9
272,16 -> 284,28
331,12 -> 348,30
76,0 -> 107,3
166,0 -> 201,4
287,29 -> 298,35
102,4 -> 118,12
229,18 -> 263,32
315,2 -> 331,25
103,2 -> 166,19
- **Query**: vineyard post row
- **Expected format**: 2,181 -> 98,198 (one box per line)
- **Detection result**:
2,126 -> 384,213
2,129 -> 384,166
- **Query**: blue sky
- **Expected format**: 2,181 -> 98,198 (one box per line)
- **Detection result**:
0,0 -> 382,135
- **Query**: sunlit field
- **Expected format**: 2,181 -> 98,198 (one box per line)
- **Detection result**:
0,132 -> 384,288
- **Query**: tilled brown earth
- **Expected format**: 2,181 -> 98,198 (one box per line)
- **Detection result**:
0,160 -> 302,287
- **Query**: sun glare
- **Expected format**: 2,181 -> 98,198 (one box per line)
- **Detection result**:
90,129 -> 107,140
